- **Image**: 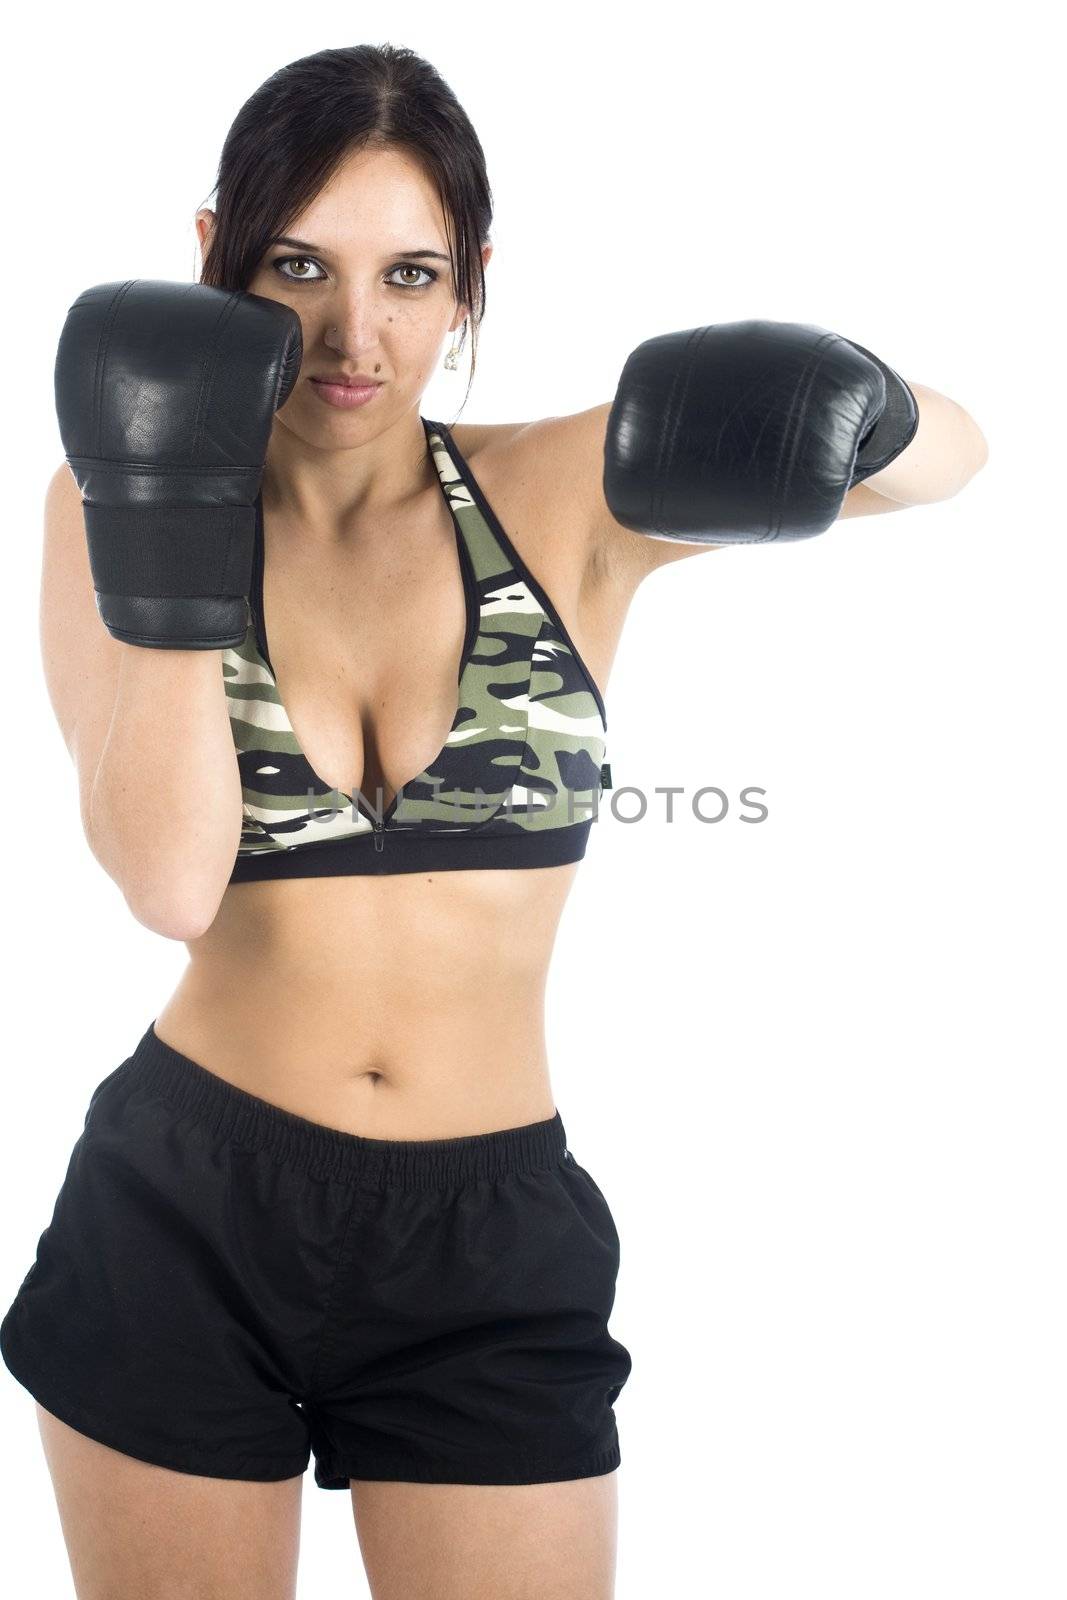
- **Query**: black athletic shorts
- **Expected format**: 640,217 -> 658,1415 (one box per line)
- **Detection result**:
0,1022 -> 631,1488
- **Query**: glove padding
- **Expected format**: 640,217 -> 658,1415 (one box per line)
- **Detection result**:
55,279 -> 303,647
603,319 -> 918,544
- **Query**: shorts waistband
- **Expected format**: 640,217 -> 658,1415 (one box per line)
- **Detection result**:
120,1023 -> 568,1189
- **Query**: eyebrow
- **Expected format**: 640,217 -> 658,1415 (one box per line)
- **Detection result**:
266,235 -> 451,262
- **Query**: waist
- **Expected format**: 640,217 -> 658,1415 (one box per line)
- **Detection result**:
153,958 -> 554,1140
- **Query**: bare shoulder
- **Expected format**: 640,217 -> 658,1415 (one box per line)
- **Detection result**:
466,404 -> 728,584
445,418 -> 530,461
458,407 -> 915,581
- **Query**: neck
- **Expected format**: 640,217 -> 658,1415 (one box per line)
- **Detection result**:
261,406 -> 433,542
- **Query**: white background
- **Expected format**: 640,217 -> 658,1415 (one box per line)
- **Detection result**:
1,3 -> 1062,1595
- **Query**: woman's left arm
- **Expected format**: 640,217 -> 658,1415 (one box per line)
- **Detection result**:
594,322 -> 990,571
854,380 -> 989,506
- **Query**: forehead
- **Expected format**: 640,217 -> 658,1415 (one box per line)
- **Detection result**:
288,145 -> 449,248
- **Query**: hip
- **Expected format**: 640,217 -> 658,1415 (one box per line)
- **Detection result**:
1,1026 -> 630,1488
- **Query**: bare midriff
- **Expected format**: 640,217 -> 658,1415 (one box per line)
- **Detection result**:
152,861 -> 581,1140
153,420 -> 635,1144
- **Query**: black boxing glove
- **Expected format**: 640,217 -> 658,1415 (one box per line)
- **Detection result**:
54,279 -> 303,647
602,319 -> 918,545
843,336 -> 920,485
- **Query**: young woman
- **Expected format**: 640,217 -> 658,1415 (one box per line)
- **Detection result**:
0,42 -> 987,1600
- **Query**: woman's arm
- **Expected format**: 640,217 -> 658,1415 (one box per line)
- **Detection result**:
537,360 -> 987,579
40,462 -> 242,940
45,277 -> 300,937
856,380 -> 989,505
615,379 -> 989,565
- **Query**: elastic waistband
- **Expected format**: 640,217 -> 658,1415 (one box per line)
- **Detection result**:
119,1022 -> 568,1190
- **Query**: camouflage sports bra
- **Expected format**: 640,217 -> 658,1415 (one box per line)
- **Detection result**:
224,417 -> 610,881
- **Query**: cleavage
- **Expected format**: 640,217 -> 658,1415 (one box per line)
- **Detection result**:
261,496 -> 469,813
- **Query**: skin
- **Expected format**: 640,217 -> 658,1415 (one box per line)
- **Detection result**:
39,143 -> 638,1600
154,144 -> 626,1143
34,141 -> 988,1599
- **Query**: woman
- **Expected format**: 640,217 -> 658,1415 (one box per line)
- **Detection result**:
0,42 -> 987,1600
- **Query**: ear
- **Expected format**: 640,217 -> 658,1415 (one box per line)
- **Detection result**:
195,208 -> 216,260
450,242 -> 493,332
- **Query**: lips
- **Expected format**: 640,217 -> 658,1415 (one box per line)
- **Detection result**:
310,376 -> 382,388
309,377 -> 384,410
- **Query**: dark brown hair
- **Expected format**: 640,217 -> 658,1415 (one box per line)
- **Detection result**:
196,44 -> 494,415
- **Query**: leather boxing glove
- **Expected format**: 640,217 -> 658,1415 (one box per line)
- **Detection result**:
842,336 -> 920,485
54,279 -> 303,647
602,319 -> 918,545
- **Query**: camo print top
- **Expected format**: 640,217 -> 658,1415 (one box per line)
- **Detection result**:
224,417 -> 611,881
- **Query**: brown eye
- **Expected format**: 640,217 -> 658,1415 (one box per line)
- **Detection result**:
272,256 -> 325,283
387,264 -> 437,290
269,257 -> 438,290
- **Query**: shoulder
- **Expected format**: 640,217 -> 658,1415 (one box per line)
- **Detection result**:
445,410 -> 910,581
446,419 -> 528,461
452,406 -> 725,584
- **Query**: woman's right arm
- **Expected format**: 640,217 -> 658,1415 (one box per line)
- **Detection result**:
41,461 -> 243,941
46,277 -> 302,940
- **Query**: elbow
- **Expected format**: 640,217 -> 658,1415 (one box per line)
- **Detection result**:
83,804 -> 234,941
970,425 -> 990,475
108,851 -> 227,934
943,433 -> 990,499
944,418 -> 990,497
125,889 -> 222,942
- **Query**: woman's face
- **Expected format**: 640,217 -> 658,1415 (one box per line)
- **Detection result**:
196,144 -> 491,442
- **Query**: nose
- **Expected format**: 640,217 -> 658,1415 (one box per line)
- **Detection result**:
320,288 -> 390,356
